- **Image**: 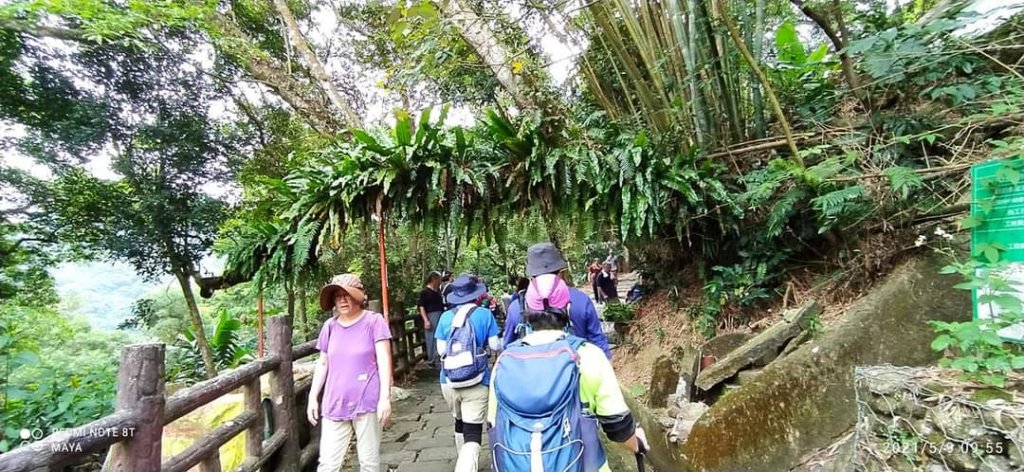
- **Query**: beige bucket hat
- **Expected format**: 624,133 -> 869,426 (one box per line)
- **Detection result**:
318,273 -> 366,311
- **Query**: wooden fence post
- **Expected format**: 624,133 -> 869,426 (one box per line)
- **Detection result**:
107,343 -> 165,472
244,377 -> 263,461
267,316 -> 299,472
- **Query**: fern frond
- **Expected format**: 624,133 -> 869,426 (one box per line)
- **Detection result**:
883,166 -> 924,199
804,157 -> 846,184
811,185 -> 864,218
766,188 -> 808,238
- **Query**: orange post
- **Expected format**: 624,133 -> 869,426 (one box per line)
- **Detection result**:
377,196 -> 390,319
376,198 -> 395,384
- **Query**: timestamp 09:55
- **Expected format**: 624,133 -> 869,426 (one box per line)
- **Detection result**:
884,439 -> 1005,456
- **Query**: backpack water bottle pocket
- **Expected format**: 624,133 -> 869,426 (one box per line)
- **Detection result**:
444,350 -> 475,369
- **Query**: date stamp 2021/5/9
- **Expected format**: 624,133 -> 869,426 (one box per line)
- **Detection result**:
884,438 -> 1005,456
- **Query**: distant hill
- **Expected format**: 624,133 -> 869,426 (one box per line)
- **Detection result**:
50,262 -> 173,331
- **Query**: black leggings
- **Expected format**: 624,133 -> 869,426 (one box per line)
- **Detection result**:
455,419 -> 483,444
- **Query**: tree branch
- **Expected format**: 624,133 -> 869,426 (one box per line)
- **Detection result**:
209,14 -> 345,136
271,0 -> 361,128
790,0 -> 868,107
0,235 -> 57,256
0,19 -> 87,42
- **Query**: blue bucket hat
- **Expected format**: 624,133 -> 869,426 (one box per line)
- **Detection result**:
525,242 -> 568,277
446,274 -> 488,306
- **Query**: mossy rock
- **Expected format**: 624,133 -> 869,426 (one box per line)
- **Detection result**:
678,253 -> 971,472
649,355 -> 680,408
701,332 -> 753,361
970,388 -> 1014,403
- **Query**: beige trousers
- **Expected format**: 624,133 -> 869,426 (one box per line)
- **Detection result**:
316,413 -> 381,472
441,383 -> 489,472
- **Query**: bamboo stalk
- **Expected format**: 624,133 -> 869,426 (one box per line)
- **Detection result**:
589,2 -> 669,131
714,0 -> 803,167
699,0 -> 743,142
751,0 -> 768,138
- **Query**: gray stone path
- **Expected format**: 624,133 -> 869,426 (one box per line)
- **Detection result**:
338,368 -> 490,472
333,272 -> 638,471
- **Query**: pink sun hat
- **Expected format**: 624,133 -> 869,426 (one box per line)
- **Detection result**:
525,273 -> 570,311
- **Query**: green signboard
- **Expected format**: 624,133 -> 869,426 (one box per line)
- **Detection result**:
971,160 -> 1024,262
971,159 -> 1024,341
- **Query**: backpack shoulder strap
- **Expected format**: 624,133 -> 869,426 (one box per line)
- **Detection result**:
565,335 -> 586,353
452,304 -> 478,329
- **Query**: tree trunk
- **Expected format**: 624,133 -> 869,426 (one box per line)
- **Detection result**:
700,0 -> 743,142
790,0 -> 869,108
271,0 -> 361,128
434,0 -> 532,111
297,273 -> 309,339
286,281 -> 296,318
434,0 -> 566,140
175,270 -> 217,379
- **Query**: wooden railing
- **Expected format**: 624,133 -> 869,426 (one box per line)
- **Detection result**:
0,301 -> 429,472
0,316 -> 321,472
381,302 -> 427,378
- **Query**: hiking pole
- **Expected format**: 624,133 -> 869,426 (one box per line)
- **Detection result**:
635,441 -> 647,472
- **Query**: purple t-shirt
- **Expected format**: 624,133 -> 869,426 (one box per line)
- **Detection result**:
316,311 -> 392,421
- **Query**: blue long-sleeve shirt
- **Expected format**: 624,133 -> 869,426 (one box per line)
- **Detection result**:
502,287 -> 613,359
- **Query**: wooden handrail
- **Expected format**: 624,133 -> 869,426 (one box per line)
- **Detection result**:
164,355 -> 281,424
234,431 -> 288,472
0,306 -> 430,472
163,410 -> 258,472
293,339 -> 318,360
0,411 -> 139,472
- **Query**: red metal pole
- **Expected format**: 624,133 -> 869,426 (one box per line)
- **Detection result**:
378,210 -> 390,319
376,199 -> 395,384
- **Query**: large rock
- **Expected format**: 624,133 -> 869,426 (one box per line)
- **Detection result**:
648,355 -> 680,408
678,253 -> 971,472
669,402 -> 709,444
603,387 -> 690,471
700,332 -> 753,361
695,301 -> 819,391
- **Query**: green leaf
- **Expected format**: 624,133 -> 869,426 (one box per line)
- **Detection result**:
931,334 -> 952,351
13,351 -> 39,367
981,330 -> 1005,347
960,214 -> 985,229
985,246 -> 1001,264
951,357 -> 979,372
394,110 -> 412,146
884,166 -> 924,199
978,374 -> 1006,387
351,130 -> 389,154
1011,356 -> 1024,369
775,20 -> 807,65
807,44 -> 828,63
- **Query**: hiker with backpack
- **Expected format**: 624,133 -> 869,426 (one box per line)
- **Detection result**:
435,274 -> 502,472
502,242 -> 613,359
308,274 -> 393,472
488,272 -> 649,471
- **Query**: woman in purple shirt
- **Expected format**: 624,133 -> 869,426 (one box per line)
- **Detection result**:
307,274 -> 393,472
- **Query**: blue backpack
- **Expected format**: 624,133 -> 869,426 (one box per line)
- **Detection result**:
442,304 -> 489,388
490,335 -> 606,472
